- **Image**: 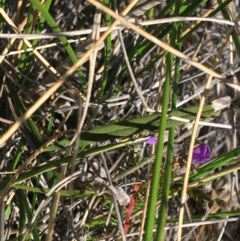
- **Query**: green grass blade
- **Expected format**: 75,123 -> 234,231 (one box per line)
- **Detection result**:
17,4 -> 35,83
29,0 -> 84,79
217,0 -> 240,57
144,47 -> 172,241
155,8 -> 183,240
17,190 -> 26,241
6,79 -> 43,147
13,184 -> 96,198
11,143 -> 25,170
178,0 -> 233,43
98,0 -> 112,100
31,0 -> 52,48
17,190 -> 40,241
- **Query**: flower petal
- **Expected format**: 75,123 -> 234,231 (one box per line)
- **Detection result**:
192,143 -> 211,164
146,136 -> 157,145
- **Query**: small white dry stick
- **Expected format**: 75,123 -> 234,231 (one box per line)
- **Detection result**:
0,17 -> 236,40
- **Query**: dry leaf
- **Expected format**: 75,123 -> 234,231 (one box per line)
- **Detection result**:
211,96 -> 232,111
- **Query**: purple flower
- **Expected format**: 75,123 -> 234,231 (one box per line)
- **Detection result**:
146,136 -> 157,145
192,143 -> 211,164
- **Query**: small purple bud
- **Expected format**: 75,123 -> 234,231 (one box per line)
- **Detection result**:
192,143 -> 211,164
146,136 -> 157,145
